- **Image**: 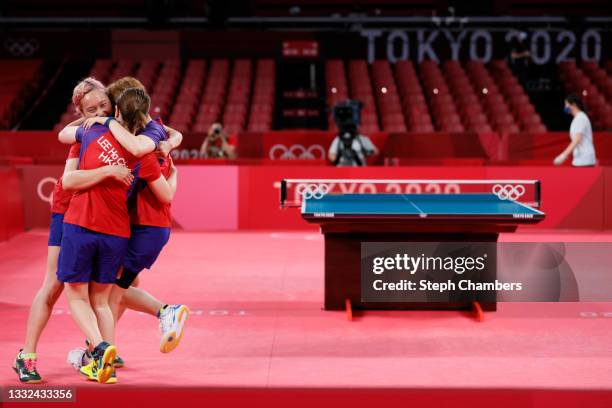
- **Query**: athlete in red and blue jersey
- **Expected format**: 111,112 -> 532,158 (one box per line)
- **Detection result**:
59,121 -> 141,384
13,78 -> 132,385
59,79 -> 186,379
58,88 -> 177,384
86,78 -> 188,356
48,144 -> 81,245
114,119 -> 188,354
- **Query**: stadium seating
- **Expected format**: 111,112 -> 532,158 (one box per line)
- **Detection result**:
372,60 -> 406,132
559,60 -> 612,130
53,57 -> 276,135
348,60 -> 380,134
395,60 -> 434,133
191,59 -> 230,133
325,59 -> 349,133
420,60 -> 466,132
0,59 -> 44,129
47,57 -> 558,135
247,59 -> 275,132
489,60 -> 546,133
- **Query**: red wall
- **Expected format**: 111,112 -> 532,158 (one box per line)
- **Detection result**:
0,168 -> 25,241
605,167 -> 612,230
237,165 -> 609,231
12,164 -> 612,232
4,131 -> 611,165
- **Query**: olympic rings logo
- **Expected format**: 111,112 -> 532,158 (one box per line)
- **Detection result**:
296,183 -> 330,200
37,177 -> 57,203
493,184 -> 525,201
4,38 -> 40,57
269,144 -> 326,160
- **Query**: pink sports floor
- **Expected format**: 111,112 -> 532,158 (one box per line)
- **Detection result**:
0,230 -> 611,405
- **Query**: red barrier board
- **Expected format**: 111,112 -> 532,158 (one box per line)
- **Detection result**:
506,132 -> 568,160
3,131 -> 610,165
0,132 -> 69,164
485,167 -> 605,229
16,165 -> 63,230
381,132 -> 491,159
238,131 -> 388,165
11,164 -> 612,232
14,165 -> 241,231
237,166 -> 486,230
0,168 -> 25,241
605,167 -> 612,230
172,165 -> 238,230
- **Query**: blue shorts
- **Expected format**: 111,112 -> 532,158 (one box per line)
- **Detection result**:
123,225 -> 171,274
57,223 -> 129,284
48,213 -> 64,246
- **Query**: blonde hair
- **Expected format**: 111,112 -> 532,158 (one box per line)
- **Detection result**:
72,77 -> 106,115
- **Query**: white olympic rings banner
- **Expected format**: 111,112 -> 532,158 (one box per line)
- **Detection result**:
269,144 -> 326,160
492,184 -> 526,201
296,183 -> 330,199
4,38 -> 40,57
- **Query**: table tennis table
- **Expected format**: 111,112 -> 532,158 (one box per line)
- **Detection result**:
302,193 -> 544,221
281,179 -> 545,321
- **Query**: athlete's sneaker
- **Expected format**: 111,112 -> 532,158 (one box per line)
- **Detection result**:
67,348 -> 88,370
114,355 -> 124,368
80,361 -> 117,384
85,339 -> 123,368
13,350 -> 42,384
83,342 -> 116,384
159,304 -> 190,353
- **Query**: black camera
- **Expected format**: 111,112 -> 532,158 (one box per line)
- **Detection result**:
332,100 -> 362,137
331,100 -> 373,166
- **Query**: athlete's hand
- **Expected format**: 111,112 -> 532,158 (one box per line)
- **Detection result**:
158,140 -> 173,157
82,116 -> 107,130
553,153 -> 568,166
105,165 -> 134,186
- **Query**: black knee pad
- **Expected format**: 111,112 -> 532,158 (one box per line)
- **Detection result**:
115,269 -> 139,289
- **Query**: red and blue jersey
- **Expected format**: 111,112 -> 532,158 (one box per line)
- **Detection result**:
130,154 -> 173,228
64,124 -> 160,238
51,143 -> 81,214
129,119 -> 173,228
140,119 -> 166,148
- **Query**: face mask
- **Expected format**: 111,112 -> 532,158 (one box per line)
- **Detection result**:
563,106 -> 571,114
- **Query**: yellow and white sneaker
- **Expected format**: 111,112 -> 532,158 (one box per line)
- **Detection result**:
79,342 -> 117,384
159,305 -> 190,353
80,360 -> 117,384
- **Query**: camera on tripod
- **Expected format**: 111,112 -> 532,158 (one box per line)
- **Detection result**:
332,100 -> 361,145
330,100 -> 374,166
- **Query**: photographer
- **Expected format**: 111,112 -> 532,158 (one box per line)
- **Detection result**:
328,126 -> 377,167
328,101 -> 378,167
200,123 -> 236,159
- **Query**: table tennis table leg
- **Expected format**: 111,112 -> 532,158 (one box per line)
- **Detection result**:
471,301 -> 485,322
345,298 -> 353,321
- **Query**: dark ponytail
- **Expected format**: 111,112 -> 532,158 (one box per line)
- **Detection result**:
116,87 -> 150,134
565,93 -> 587,114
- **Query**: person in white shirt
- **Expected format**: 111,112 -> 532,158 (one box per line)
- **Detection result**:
554,94 -> 597,167
328,125 -> 378,167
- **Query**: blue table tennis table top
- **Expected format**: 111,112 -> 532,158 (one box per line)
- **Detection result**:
302,193 -> 545,220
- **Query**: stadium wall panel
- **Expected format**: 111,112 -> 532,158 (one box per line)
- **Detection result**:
10,164 -> 612,232
0,167 -> 25,241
